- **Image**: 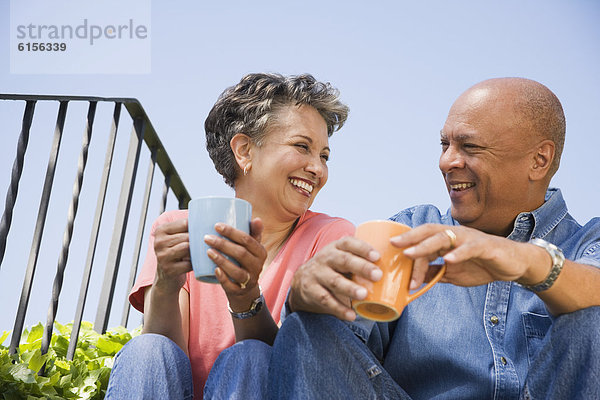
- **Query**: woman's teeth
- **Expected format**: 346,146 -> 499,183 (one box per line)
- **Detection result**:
290,178 -> 314,193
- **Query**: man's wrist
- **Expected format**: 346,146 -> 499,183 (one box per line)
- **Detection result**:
518,238 -> 565,292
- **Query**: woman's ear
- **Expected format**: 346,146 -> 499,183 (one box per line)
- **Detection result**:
530,139 -> 555,181
230,133 -> 252,172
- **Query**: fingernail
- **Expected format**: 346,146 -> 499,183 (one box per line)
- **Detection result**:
207,249 -> 217,260
409,279 -> 418,290
355,287 -> 367,299
214,223 -> 225,232
371,268 -> 383,281
204,234 -> 215,244
345,310 -> 356,321
404,247 -> 415,256
367,250 -> 380,262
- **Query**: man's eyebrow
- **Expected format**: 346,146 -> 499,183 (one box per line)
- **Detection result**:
439,130 -> 478,142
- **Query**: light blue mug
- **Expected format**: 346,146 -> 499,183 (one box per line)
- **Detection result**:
188,197 -> 252,283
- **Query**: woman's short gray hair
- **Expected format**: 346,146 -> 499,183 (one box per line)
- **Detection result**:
205,73 -> 349,187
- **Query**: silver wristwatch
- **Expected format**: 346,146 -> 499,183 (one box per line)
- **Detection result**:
520,238 -> 565,292
228,292 -> 264,319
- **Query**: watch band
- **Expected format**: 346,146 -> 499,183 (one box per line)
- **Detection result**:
228,291 -> 264,319
520,238 -> 565,292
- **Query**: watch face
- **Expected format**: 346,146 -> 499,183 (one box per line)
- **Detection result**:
254,299 -> 263,313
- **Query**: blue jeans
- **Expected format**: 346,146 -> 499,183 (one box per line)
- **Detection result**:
205,312 -> 411,400
205,307 -> 600,399
105,333 -> 194,400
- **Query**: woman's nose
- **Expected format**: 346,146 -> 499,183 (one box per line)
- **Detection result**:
305,155 -> 325,178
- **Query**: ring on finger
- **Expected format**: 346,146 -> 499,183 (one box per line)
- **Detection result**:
239,273 -> 250,290
444,229 -> 457,249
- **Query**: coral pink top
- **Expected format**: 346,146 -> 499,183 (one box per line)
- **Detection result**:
129,209 -> 354,398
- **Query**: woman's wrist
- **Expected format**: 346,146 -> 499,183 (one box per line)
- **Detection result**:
227,286 -> 262,312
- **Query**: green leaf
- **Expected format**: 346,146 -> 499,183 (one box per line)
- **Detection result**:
9,363 -> 36,384
26,348 -> 49,373
26,323 -> 44,344
95,337 -> 123,356
52,334 -> 69,359
0,330 -> 9,347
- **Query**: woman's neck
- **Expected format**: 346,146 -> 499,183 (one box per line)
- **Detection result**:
257,214 -> 300,270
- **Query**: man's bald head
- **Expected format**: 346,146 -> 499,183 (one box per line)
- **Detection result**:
457,77 -> 566,177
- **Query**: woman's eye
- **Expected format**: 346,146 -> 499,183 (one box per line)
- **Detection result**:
321,154 -> 329,162
295,143 -> 309,151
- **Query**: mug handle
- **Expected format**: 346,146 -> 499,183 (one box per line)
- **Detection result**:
406,264 -> 447,303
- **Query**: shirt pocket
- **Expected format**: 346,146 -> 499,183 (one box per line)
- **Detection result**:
521,312 -> 552,365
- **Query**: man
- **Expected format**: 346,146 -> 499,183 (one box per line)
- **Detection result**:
205,78 -> 600,399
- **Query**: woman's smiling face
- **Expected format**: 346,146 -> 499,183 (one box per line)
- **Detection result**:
247,104 -> 330,220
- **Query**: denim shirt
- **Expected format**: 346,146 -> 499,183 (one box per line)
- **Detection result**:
352,188 -> 600,400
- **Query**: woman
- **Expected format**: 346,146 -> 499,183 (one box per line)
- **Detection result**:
105,73 -> 353,399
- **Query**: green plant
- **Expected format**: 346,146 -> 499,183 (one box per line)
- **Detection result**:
0,321 -> 141,400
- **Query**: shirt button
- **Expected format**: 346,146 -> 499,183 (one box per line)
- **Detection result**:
490,315 -> 499,324
501,357 -> 507,365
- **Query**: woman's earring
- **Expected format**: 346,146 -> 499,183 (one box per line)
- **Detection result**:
243,164 -> 250,176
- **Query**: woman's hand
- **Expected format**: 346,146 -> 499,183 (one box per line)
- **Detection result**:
204,218 -> 267,310
152,219 -> 193,294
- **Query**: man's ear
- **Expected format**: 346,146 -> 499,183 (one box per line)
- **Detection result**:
530,139 -> 555,181
230,133 -> 252,171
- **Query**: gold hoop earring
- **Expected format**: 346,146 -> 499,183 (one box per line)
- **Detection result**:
243,165 -> 250,176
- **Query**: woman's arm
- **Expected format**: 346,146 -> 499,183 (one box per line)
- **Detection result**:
140,218 -> 192,354
142,286 -> 190,356
205,219 -> 279,344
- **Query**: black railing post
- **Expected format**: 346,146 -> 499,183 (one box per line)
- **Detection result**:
95,117 -> 145,333
0,100 -> 36,269
67,102 -> 122,360
40,101 -> 97,362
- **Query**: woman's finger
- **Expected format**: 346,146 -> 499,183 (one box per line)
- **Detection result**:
207,248 -> 254,288
204,233 -> 263,276
214,223 -> 266,259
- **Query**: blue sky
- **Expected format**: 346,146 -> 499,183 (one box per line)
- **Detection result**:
1,1 -> 599,334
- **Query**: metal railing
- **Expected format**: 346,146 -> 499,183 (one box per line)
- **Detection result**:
0,94 -> 191,363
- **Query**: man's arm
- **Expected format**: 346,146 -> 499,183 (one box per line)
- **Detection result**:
394,223 -> 600,316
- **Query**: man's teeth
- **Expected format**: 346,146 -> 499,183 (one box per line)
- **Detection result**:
290,178 -> 314,193
451,183 -> 475,190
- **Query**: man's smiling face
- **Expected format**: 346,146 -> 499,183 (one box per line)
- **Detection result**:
439,85 -> 538,236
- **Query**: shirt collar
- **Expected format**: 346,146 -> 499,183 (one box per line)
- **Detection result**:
510,188 -> 568,241
444,188 -> 568,242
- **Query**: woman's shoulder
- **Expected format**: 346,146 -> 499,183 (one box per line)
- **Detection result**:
154,209 -> 189,223
299,210 -> 355,232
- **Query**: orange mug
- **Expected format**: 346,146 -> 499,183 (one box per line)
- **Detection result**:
352,220 -> 446,322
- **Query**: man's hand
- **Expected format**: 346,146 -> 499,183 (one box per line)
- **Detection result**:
391,223 -> 544,288
288,236 -> 383,321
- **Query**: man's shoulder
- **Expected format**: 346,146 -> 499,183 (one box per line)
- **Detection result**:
389,204 -> 454,227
